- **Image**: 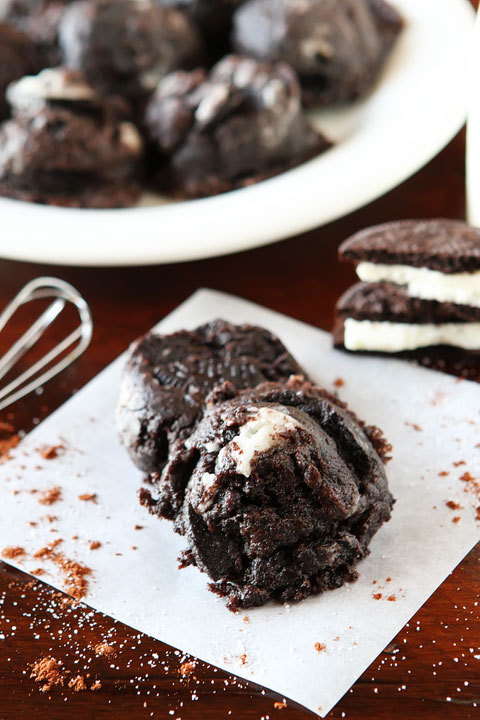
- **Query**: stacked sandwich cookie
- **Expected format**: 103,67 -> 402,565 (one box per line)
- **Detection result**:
334,219 -> 480,355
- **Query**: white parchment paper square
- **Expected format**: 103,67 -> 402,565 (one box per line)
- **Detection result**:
1,289 -> 479,717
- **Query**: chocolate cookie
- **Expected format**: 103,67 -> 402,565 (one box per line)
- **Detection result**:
339,220 -> 480,273
59,0 -> 204,99
141,377 -> 393,610
116,320 -> 304,474
334,282 -> 480,353
154,0 -> 243,51
336,282 -> 480,325
0,0 -> 70,65
232,0 -> 403,107
0,23 -> 40,121
144,55 -> 330,197
0,68 -> 144,208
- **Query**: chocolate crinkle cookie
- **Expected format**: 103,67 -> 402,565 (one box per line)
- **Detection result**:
0,23 -> 41,121
142,376 -> 393,610
0,0 -> 71,66
145,55 -> 331,197
117,320 -> 304,474
232,0 -> 403,106
154,0 -> 244,51
0,68 -> 144,208
59,0 -> 204,99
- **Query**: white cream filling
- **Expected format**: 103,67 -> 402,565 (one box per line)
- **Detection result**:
356,262 -> 480,308
218,406 -> 301,478
7,68 -> 95,111
190,407 -> 302,514
344,318 -> 480,352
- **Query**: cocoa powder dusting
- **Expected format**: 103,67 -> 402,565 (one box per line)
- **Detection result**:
1,546 -> 25,559
40,444 -> 64,460
78,493 -> 97,503
0,429 -> 20,462
94,643 -> 115,657
68,675 -> 87,692
39,487 -> 62,506
446,500 -> 462,510
179,661 -> 196,677
30,657 -> 64,693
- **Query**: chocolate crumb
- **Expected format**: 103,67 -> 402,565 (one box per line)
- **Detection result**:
460,471 -> 474,483
333,378 -> 345,388
453,516 -> 461,524
314,642 -> 326,653
39,487 -> 62,506
240,653 -> 248,665
373,593 -> 383,600
387,594 -> 397,602
90,680 -> 102,691
134,525 -> 144,530
439,471 -> 449,477
2,546 -> 26,559
454,460 -> 466,467
89,541 -> 101,551
31,568 -> 45,575
274,701 -> 288,709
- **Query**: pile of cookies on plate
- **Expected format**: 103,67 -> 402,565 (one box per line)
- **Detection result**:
0,0 -> 402,208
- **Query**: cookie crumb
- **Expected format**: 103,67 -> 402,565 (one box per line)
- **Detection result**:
134,524 -> 144,530
387,594 -> 397,602
373,593 -> 383,600
314,642 -> 326,653
453,516 -> 461,524
90,680 -> 102,691
333,378 -> 345,388
274,701 -> 288,709
89,541 -> 101,551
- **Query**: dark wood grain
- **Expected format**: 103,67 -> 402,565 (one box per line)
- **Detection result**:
1,13 -> 480,717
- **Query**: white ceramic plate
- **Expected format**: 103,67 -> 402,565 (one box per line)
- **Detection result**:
0,0 -> 475,267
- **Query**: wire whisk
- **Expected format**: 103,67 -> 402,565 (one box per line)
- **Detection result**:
0,277 -> 93,412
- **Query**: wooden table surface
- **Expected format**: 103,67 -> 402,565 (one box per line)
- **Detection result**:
1,40 -> 480,720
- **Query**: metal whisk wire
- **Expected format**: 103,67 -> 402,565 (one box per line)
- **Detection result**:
0,277 -> 93,412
